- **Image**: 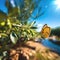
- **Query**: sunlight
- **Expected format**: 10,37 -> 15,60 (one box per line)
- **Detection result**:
10,0 -> 15,7
36,24 -> 43,32
54,0 -> 60,10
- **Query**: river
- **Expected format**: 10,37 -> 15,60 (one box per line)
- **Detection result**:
37,39 -> 60,54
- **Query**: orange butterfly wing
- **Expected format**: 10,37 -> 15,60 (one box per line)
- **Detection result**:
41,26 -> 51,38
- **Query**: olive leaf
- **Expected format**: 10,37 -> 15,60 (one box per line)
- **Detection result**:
10,32 -> 18,44
0,10 -> 7,19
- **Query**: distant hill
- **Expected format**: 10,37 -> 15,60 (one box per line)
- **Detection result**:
50,27 -> 60,39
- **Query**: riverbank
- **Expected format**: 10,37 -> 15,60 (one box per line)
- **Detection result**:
6,41 -> 60,60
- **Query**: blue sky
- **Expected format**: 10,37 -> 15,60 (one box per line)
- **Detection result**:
0,0 -> 7,13
35,0 -> 60,31
35,0 -> 60,29
0,0 -> 60,31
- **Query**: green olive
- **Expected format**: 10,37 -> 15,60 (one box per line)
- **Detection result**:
1,22 -> 5,26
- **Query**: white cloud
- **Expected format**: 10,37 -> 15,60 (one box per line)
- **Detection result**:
36,24 -> 43,32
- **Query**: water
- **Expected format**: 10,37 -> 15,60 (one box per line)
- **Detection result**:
39,39 -> 60,54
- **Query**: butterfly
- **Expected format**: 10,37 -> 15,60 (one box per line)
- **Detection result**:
41,24 -> 51,38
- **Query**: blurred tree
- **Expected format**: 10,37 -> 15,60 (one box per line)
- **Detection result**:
0,0 -> 45,59
50,27 -> 60,37
5,0 -> 43,23
0,0 -> 44,44
0,0 -> 43,48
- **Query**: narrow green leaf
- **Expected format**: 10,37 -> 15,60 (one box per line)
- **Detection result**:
30,21 -> 36,27
7,19 -> 12,29
30,27 -> 37,29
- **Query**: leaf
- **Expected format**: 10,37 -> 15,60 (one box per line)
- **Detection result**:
0,10 -> 7,19
29,21 -> 36,28
30,30 -> 34,36
7,19 -> 12,28
30,27 -> 37,29
8,7 -> 18,17
3,51 -> 7,56
0,33 -> 8,38
10,32 -> 18,44
5,0 -> 18,17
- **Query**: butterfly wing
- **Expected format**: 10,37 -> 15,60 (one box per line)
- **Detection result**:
41,26 -> 51,38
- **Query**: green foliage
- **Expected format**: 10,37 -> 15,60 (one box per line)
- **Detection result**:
10,32 -> 18,44
51,27 -> 60,37
5,0 -> 42,21
0,0 -> 44,59
0,0 -> 38,57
